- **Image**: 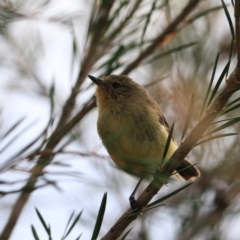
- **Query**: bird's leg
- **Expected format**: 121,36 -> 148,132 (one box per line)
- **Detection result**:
129,178 -> 143,211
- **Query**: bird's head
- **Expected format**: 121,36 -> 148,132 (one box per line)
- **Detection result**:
88,75 -> 146,108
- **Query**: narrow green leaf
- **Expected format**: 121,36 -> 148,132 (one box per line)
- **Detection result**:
212,117 -> 240,124
98,37 -> 154,73
144,75 -> 170,88
1,119 -> 38,153
226,39 -> 234,77
97,43 -> 134,73
35,208 -> 51,236
165,0 -> 171,21
162,122 -> 174,162
48,82 -> 55,129
1,117 -> 25,140
0,120 -> 53,172
86,0 -> 98,40
142,203 -> 165,212
121,228 -> 133,240
31,225 -> 40,240
226,96 -> 240,107
147,182 -> 193,208
147,42 -> 198,64
181,93 -> 194,142
91,192 -> 107,240
111,0 -> 129,20
220,88 -> 240,99
220,103 -> 240,116
64,210 -> 83,238
1,125 -> 46,173
63,210 -> 75,236
186,5 -> 223,25
75,233 -> 83,240
140,0 -> 157,49
102,45 -> 125,75
200,52 -> 219,117
48,225 -> 52,240
221,0 -> 234,38
114,26 -> 140,44
70,30 -> 78,78
206,117 -> 240,135
172,163 -> 198,177
207,61 -> 230,107
196,133 -> 238,146
120,209 -> 140,221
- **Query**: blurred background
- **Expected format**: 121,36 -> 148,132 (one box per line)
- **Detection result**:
0,0 -> 240,239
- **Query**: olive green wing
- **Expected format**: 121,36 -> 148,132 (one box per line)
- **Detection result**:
150,97 -> 201,181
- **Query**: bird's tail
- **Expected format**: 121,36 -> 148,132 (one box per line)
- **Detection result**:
176,158 -> 200,181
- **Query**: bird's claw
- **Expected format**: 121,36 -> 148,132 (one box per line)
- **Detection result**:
129,195 -> 142,212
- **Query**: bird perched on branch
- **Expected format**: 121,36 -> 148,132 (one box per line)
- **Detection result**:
88,74 -> 200,208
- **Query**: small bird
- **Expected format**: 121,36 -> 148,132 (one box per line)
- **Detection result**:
88,75 -> 200,206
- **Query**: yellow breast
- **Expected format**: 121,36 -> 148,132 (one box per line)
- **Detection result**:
97,104 -> 177,176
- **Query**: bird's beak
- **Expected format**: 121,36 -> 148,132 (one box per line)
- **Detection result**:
88,75 -> 104,86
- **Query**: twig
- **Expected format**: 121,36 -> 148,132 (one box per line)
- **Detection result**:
235,0 -> 240,64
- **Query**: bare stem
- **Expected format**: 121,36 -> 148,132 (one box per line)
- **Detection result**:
235,0 -> 240,64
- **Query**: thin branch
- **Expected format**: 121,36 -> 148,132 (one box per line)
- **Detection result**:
46,98 -> 96,148
235,0 -> 240,64
0,183 -> 50,197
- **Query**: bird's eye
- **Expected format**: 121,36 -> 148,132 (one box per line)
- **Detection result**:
112,82 -> 122,89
